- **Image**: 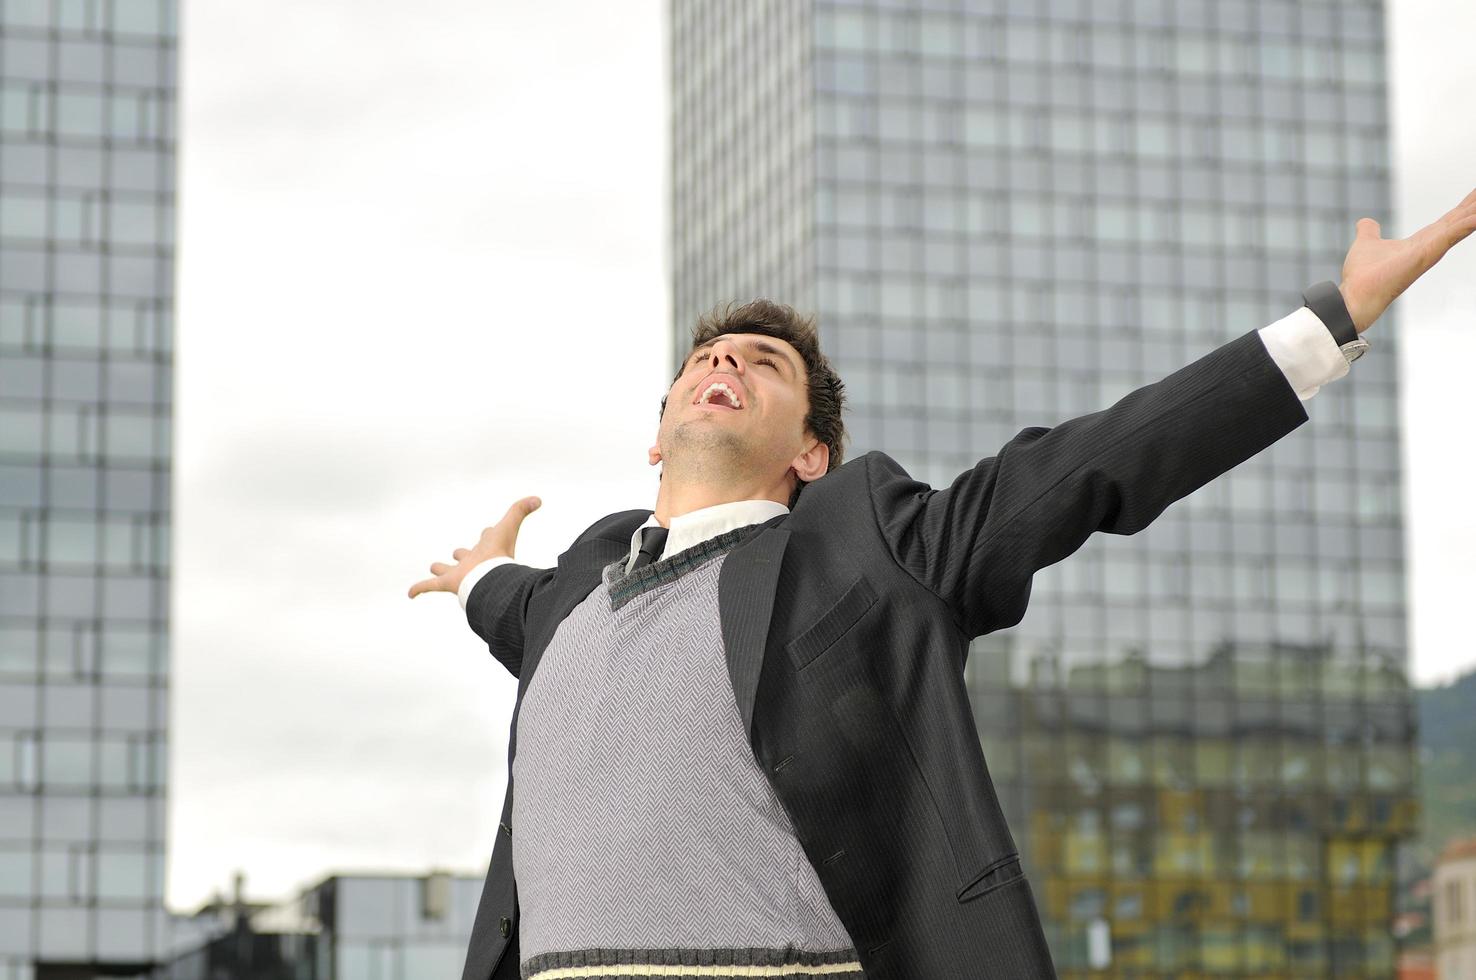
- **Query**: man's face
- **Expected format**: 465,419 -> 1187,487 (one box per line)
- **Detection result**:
649,332 -> 820,487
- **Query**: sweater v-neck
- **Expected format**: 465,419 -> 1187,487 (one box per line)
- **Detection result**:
604,522 -> 760,612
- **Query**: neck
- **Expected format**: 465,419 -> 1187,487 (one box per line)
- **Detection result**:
651,472 -> 793,526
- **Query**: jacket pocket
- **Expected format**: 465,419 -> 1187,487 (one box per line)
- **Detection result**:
957,854 -> 1025,903
785,577 -> 878,671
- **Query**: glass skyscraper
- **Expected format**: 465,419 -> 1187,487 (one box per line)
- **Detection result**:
670,0 -> 1414,976
0,0 -> 177,975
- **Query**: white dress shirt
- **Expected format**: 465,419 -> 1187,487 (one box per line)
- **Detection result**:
457,499 -> 791,609
457,305 -> 1351,610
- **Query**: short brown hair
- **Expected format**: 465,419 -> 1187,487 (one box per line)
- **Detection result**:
661,298 -> 848,507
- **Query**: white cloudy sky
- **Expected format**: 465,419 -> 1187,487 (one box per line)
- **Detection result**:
170,0 -> 1476,910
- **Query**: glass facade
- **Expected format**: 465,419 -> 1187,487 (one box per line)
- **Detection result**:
0,0 -> 177,974
670,0 -> 817,338
669,1 -> 1415,976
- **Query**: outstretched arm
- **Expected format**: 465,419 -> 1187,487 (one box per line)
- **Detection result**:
408,496 -> 551,678
868,323 -> 1307,639
869,188 -> 1476,640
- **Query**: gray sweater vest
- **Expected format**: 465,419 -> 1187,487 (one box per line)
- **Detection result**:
511,525 -> 864,979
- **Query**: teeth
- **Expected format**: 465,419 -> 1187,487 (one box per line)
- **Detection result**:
699,382 -> 740,408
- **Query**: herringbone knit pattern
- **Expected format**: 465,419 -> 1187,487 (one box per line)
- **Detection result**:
511,534 -> 862,980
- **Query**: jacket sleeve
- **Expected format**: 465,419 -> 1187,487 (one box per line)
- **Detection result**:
464,561 -> 557,679
865,325 -> 1312,640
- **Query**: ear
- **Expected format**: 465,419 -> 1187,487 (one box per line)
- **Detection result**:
790,438 -> 829,483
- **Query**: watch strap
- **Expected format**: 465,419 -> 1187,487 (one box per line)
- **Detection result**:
1300,280 -> 1359,347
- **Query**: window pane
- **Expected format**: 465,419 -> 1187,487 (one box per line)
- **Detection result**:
99,736 -> 130,790
7,0 -> 51,27
48,517 -> 98,565
110,0 -> 163,35
0,627 -> 38,674
108,200 -> 157,245
103,412 -> 153,458
402,944 -> 463,978
0,848 -> 35,899
0,407 -> 44,454
97,847 -> 149,900
43,734 -> 93,787
50,301 -> 102,349
57,91 -> 105,137
0,192 -> 47,239
102,628 -> 156,679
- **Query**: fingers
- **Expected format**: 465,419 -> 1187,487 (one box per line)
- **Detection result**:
1456,209 -> 1476,244
487,495 -> 543,560
1434,203 -> 1476,250
502,495 -> 542,526
1453,231 -> 1475,254
410,497 -> 542,600
1442,187 -> 1476,226
409,554 -> 471,598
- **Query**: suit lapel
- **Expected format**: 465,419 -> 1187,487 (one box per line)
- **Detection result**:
719,518 -> 790,744
516,532 -> 635,705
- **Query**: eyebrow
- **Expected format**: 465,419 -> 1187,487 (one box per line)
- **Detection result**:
687,338 -> 799,378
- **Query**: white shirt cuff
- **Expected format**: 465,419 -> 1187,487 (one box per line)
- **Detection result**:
1257,305 -> 1351,402
458,556 -> 514,611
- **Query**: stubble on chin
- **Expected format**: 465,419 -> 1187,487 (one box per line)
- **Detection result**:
663,418 -> 751,483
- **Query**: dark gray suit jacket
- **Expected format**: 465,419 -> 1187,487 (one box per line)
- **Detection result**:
458,325 -> 1310,980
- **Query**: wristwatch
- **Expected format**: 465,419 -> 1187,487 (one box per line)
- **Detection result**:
1301,280 -> 1370,364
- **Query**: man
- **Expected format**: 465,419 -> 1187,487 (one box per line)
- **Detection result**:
410,193 -> 1476,980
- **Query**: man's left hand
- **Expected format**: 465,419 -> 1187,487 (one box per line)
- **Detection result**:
1339,186 -> 1476,334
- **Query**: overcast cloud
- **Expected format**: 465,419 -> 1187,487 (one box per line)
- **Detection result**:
171,0 -> 1476,910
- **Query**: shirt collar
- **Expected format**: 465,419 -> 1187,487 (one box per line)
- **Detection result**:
624,499 -> 790,574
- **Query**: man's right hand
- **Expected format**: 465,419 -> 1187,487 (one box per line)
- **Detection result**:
407,496 -> 542,599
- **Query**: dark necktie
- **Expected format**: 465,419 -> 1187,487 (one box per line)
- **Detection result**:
631,525 -> 669,571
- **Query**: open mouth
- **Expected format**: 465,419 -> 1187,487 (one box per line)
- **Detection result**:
695,380 -> 743,411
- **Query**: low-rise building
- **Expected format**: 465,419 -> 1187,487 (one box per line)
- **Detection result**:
1435,837 -> 1476,979
156,868 -> 484,979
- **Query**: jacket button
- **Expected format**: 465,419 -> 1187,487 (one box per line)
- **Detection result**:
500,915 -> 511,937
500,820 -> 512,837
